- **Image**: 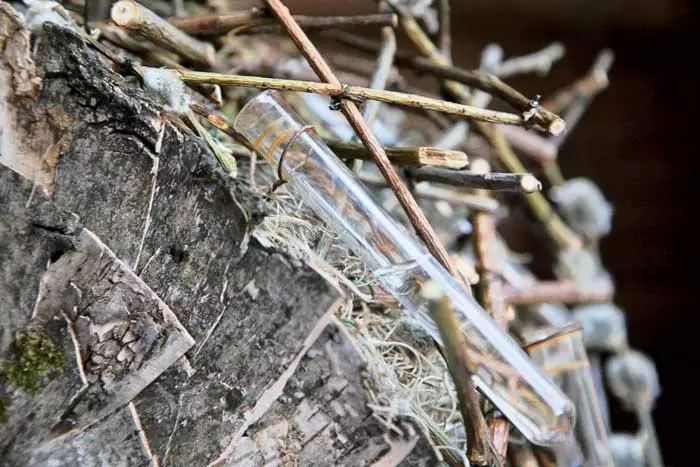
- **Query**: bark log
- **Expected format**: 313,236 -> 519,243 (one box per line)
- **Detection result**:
0,8 -> 439,466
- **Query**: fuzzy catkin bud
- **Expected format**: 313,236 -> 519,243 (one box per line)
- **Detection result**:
550,177 -> 613,239
142,68 -> 189,113
609,432 -> 647,467
573,303 -> 627,352
605,350 -> 660,411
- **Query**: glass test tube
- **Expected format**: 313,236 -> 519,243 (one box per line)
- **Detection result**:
234,90 -> 574,446
525,323 -> 613,466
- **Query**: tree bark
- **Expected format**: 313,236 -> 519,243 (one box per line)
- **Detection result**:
0,7 -> 439,466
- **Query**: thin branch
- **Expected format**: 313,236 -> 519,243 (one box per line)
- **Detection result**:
262,0 -> 462,279
361,2 -> 397,127
503,279 -> 614,306
390,5 -> 581,251
326,31 -> 564,135
422,281 -> 501,467
167,11 -> 397,36
436,0 -> 452,63
360,174 -> 501,213
549,49 -> 615,149
469,159 -> 511,457
409,166 -> 542,193
484,126 -> 582,250
110,0 -> 216,67
496,43 -> 565,78
542,72 -> 608,115
497,125 -> 558,164
173,70 -> 529,127
329,141 -> 468,169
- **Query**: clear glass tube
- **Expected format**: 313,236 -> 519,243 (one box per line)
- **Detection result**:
525,323 -> 613,466
234,90 -> 574,446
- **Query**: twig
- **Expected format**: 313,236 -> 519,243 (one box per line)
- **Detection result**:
361,2 -> 397,127
433,121 -> 468,150
359,174 -> 501,213
408,167 -> 542,193
542,72 -> 609,115
502,279 -> 613,305
327,31 -> 565,135
262,0 -> 462,279
496,43 -> 565,78
436,0 -> 451,63
422,281 -> 502,467
497,126 -> 558,164
189,103 -> 249,147
110,0 -> 216,67
352,1 -> 396,173
329,141 -> 468,169
486,120 -> 582,250
167,11 -> 397,36
549,49 -> 615,149
173,70 -> 530,127
390,6 -> 581,250
468,159 -> 511,457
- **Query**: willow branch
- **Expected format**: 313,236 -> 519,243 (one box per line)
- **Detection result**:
361,2 -> 397,127
409,167 -> 542,193
359,175 -> 501,213
549,49 -> 615,149
469,159 -> 511,458
503,279 -> 614,306
329,141 -> 468,169
110,0 -> 216,67
497,126 -> 558,164
496,43 -> 565,78
173,70 -> 531,126
167,11 -> 397,36
436,0 -> 452,62
422,281 -> 500,467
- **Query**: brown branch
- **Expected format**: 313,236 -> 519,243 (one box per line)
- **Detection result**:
422,281 -> 500,467
542,72 -> 609,114
110,0 -> 216,67
262,0 -> 461,279
436,0 -> 452,63
503,279 -> 614,306
167,11 -> 397,36
174,70 -> 528,126
361,2 -> 397,127
549,49 -> 615,149
359,173 -> 501,213
329,141 -> 468,169
496,43 -> 565,78
497,126 -> 558,164
468,159 -> 511,457
325,31 -> 564,135
409,166 -> 542,193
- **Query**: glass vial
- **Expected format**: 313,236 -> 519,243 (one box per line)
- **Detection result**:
234,90 -> 574,446
525,323 -> 613,466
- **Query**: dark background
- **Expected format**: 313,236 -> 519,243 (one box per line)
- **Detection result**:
280,0 -> 698,463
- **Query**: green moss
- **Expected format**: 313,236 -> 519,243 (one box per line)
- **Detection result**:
0,332 -> 64,396
0,396 -> 9,423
